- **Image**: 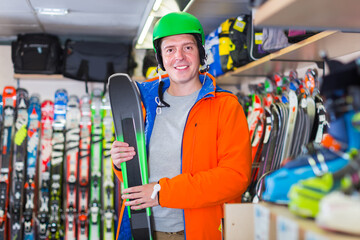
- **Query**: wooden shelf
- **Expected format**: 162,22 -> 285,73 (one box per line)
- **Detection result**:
260,202 -> 359,240
253,0 -> 360,31
13,73 -> 64,79
217,31 -> 360,84
13,74 -> 146,82
225,202 -> 360,240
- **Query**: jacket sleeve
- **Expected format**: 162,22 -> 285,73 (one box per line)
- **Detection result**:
112,164 -> 123,182
158,95 -> 252,209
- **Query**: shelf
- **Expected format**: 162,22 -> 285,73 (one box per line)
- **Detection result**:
253,0 -> 360,31
260,202 -> 359,240
13,74 -> 146,82
13,73 -> 64,79
217,31 -> 360,84
225,202 -> 360,240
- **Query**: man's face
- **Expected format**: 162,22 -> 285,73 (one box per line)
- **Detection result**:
160,34 -> 200,86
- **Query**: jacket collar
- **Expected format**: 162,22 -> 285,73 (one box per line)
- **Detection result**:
137,72 -> 217,106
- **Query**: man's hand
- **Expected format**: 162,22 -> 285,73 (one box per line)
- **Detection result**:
110,141 -> 136,169
122,182 -> 160,210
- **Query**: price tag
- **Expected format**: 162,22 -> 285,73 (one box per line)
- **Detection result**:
277,215 -> 299,240
305,231 -> 329,240
254,204 -> 270,240
255,33 -> 263,45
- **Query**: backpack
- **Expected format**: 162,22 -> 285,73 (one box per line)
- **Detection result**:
219,15 -> 251,72
12,33 -> 62,74
63,40 -> 132,92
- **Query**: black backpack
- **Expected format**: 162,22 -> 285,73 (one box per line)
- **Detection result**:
62,40 -> 132,93
12,33 -> 63,74
218,15 -> 251,73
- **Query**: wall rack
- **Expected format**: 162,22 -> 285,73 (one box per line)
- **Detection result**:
13,74 -> 145,82
217,31 -> 360,85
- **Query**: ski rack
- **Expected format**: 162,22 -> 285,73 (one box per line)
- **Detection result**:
215,31 -> 360,85
231,59 -> 325,78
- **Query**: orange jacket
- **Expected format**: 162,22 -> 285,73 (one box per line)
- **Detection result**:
114,73 -> 252,239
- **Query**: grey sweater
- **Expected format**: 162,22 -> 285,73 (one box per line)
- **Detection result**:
148,89 -> 199,232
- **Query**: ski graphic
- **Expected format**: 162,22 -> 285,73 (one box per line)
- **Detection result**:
0,87 -> 16,240
89,88 -> 103,240
10,88 -> 29,240
37,100 -> 54,240
0,94 -> 2,150
102,92 -> 115,239
77,95 -> 91,240
108,73 -> 153,240
24,95 -> 41,240
280,89 -> 298,163
49,89 -> 68,240
64,95 -> 81,240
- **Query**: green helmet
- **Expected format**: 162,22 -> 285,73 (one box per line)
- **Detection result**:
153,12 -> 205,47
152,12 -> 206,70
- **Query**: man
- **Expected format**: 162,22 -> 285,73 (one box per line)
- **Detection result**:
110,12 -> 252,239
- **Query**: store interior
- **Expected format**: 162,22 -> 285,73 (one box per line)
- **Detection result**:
0,0 -> 360,239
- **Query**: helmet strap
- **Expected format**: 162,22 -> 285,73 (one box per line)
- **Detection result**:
199,64 -> 210,74
200,64 -> 209,86
155,67 -> 170,114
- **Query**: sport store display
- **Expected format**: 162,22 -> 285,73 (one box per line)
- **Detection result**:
247,57 -> 360,237
240,69 -> 327,203
0,87 -> 119,240
204,14 -> 317,78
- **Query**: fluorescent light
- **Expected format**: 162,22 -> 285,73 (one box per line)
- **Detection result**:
37,8 -> 69,16
153,0 -> 162,11
183,0 -> 195,12
137,15 -> 154,45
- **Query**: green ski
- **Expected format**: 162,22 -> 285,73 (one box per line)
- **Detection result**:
102,92 -> 115,239
89,88 -> 103,240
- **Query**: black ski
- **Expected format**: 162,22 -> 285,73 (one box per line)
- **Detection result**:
108,73 -> 153,240
0,87 -> 16,240
49,89 -> 68,240
10,88 -> 29,240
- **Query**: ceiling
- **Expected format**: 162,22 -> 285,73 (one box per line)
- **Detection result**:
0,0 -> 251,47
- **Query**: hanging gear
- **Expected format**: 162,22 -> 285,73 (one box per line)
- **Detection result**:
152,12 -> 206,71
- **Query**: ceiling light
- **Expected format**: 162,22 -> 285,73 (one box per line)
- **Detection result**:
153,0 -> 162,11
137,15 -> 154,45
37,8 -> 69,16
183,0 -> 195,12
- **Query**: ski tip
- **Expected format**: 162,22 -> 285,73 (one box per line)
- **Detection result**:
108,73 -> 131,87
